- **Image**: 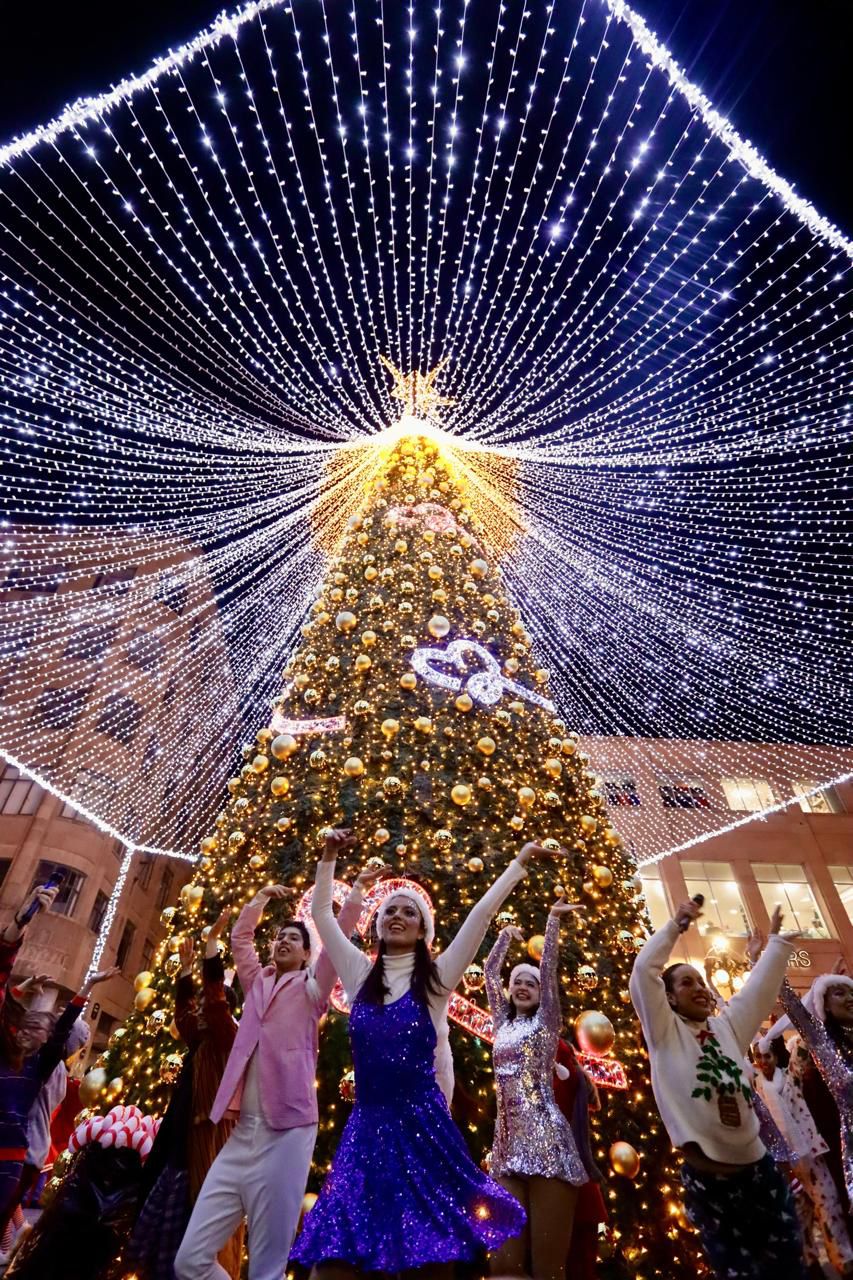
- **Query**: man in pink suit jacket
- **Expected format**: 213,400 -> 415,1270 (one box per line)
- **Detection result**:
176,846 -> 374,1280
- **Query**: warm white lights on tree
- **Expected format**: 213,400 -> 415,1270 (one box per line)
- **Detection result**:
0,0 -> 849,866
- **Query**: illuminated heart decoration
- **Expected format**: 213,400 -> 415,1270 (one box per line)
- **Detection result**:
410,638 -> 555,712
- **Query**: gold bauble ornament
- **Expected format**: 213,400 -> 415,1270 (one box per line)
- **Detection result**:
363,566 -> 378,582
496,910 -> 515,929
335,610 -> 358,633
494,709 -> 511,728
400,632 -> 417,647
353,699 -> 371,716
543,758 -> 562,779
343,756 -> 365,778
534,668 -> 550,685
146,1009 -> 168,1034
271,733 -> 298,760
527,934 -> 545,961
561,738 -> 576,755
486,608 -> 499,623
361,630 -> 377,647
134,971 -> 154,992
381,718 -> 400,739
427,614 -> 450,639
373,828 -> 391,846
186,885 -> 204,911
455,693 -> 473,713
270,775 -> 290,798
624,875 -> 643,895
451,783 -> 472,806
542,837 -> 561,852
617,930 -> 636,953
79,1068 -> 109,1107
160,1053 -> 184,1085
275,816 -> 293,833
309,749 -> 328,769
592,865 -> 613,888
107,1027 -> 127,1049
469,558 -> 488,578
477,775 -> 493,791
199,856 -> 212,872
576,965 -> 598,992
383,776 -> 403,796
326,656 -> 341,672
200,835 -> 217,855
249,854 -> 265,870
517,786 -> 536,808
609,1141 -> 641,1179
472,619 -> 486,636
544,790 -> 561,808
394,538 -> 408,553
354,654 -> 372,674
160,906 -> 177,927
252,753 -> 269,773
463,962 -> 486,993
303,687 -> 321,706
165,954 -> 181,978
228,830 -> 246,848
434,828 -> 453,851
504,658 -> 520,676
414,716 -> 433,734
134,987 -> 157,1012
509,815 -> 525,831
477,736 -> 496,756
579,814 -> 598,835
53,1148 -> 74,1178
467,856 -> 484,873
508,700 -> 524,714
74,1109 -> 95,1127
575,1010 -> 616,1056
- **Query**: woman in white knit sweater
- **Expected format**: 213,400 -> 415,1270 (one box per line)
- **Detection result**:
629,897 -> 807,1279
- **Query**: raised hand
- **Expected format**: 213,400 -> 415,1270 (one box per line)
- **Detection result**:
18,973 -> 55,997
257,883 -> 295,902
354,861 -> 390,892
205,908 -> 232,957
517,841 -> 564,867
80,965 -> 121,996
673,899 -> 703,932
178,936 -> 195,974
769,904 -> 801,943
549,894 -> 585,919
322,828 -> 358,862
501,924 -> 525,943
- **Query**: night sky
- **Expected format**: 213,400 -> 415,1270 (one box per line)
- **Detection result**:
1,0 -> 850,233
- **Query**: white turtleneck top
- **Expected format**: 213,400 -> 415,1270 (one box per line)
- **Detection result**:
312,855 -> 528,1104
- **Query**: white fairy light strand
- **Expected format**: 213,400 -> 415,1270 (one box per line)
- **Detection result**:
0,0 -> 849,866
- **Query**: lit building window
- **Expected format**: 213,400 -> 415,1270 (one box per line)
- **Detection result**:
681,861 -> 750,938
829,868 -> 853,926
721,777 -> 775,812
0,763 -> 43,816
752,864 -> 831,939
88,890 -> 109,933
638,863 -> 671,931
659,778 -> 711,809
115,920 -> 136,971
793,781 -> 844,815
603,777 -> 641,807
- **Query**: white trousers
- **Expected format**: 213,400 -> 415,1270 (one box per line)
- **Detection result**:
174,1116 -> 318,1280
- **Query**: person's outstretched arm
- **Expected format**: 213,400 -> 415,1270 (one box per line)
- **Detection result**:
34,967 -> 119,1082
312,857 -> 386,1002
200,910 -> 236,1049
777,978 -> 851,1097
724,908 -> 799,1055
312,829 -> 372,1001
436,843 -> 555,993
539,896 -> 584,1027
231,885 -> 293,992
484,927 -> 515,1029
628,900 -> 701,1045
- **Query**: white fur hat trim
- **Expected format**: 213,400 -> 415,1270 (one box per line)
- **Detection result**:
759,973 -> 853,1051
509,963 -> 541,987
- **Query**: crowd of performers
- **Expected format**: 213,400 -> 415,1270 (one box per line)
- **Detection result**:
3,836 -> 853,1279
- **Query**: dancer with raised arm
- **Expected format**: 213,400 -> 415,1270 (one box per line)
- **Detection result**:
484,900 -> 587,1280
174,863 -> 372,1280
292,829 -> 558,1278
629,899 -> 806,1279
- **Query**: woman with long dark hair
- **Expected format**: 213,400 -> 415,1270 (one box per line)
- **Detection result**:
292,828 -> 554,1279
484,904 -> 587,1280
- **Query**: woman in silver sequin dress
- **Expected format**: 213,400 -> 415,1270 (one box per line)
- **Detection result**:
485,897 -> 588,1280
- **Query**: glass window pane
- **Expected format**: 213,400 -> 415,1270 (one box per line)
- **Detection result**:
721,777 -> 776,812
640,876 -> 671,932
793,781 -> 844,814
681,862 -> 748,938
830,868 -> 853,926
752,864 -> 831,939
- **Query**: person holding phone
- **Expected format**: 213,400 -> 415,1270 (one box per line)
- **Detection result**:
629,899 -> 807,1278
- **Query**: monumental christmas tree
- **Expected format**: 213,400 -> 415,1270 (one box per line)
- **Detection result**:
96,370 -> 704,1278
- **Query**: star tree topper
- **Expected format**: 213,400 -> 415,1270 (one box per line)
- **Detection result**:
380,355 -> 456,420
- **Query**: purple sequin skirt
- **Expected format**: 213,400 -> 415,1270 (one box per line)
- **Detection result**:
292,992 -> 525,1270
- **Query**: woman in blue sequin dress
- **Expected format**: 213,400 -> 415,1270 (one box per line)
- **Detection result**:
291,829 -> 552,1277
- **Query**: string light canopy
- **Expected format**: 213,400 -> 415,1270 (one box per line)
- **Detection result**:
0,0 -> 850,865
